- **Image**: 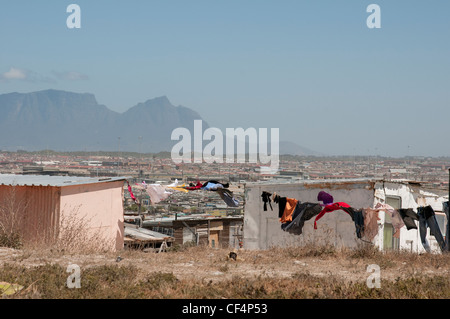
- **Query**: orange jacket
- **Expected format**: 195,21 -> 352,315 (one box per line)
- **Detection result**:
280,198 -> 299,223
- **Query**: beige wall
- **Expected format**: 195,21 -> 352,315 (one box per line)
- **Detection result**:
0,180 -> 124,251
59,180 -> 124,251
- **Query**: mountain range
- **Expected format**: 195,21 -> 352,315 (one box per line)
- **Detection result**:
0,89 -> 320,155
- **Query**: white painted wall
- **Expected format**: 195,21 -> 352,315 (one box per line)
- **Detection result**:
243,179 -> 375,250
373,181 -> 447,253
244,179 -> 448,253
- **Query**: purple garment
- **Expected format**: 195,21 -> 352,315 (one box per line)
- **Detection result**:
317,191 -> 333,206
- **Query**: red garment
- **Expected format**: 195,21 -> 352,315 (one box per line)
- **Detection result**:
127,182 -> 137,203
184,181 -> 203,190
314,202 -> 351,229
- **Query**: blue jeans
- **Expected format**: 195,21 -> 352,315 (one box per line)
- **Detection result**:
443,201 -> 449,252
418,206 -> 445,253
353,209 -> 364,239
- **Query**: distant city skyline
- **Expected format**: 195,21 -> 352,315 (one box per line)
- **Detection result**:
1,1 -> 449,157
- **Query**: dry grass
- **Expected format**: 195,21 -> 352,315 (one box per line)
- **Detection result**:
1,243 -> 450,299
0,187 -> 28,249
0,262 -> 449,299
49,206 -> 111,254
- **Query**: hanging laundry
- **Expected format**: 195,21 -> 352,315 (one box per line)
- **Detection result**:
317,191 -> 334,206
166,179 -> 190,192
362,208 -> 380,242
351,209 -> 364,239
261,191 -> 273,211
339,206 -> 356,220
443,202 -> 450,252
314,202 -> 352,229
278,197 -> 299,223
201,182 -> 224,191
273,194 -> 287,219
184,181 -> 203,190
417,206 -> 446,253
281,202 -> 322,235
262,190 -> 431,244
135,181 -> 148,189
166,179 -> 189,193
217,188 -> 239,207
190,180 -> 240,207
127,181 -> 138,203
329,205 -> 365,239
281,201 -> 302,232
168,184 -> 190,193
271,193 -> 298,223
373,203 -> 404,238
397,208 -> 419,230
167,179 -> 179,187
145,184 -> 172,205
202,180 -> 229,189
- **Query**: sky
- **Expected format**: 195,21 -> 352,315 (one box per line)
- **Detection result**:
1,0 -> 449,157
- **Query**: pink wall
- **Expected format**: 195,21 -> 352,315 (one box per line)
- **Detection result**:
0,180 -> 125,252
60,180 -> 124,251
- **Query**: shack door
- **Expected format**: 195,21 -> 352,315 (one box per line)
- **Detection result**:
209,231 -> 219,248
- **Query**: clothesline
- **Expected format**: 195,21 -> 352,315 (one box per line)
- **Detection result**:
125,179 -> 240,208
261,190 -> 449,253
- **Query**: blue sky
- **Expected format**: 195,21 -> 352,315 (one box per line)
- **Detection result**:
1,1 -> 449,157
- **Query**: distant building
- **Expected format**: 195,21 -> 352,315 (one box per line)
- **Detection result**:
143,215 -> 243,249
22,166 -> 70,176
0,174 -> 126,251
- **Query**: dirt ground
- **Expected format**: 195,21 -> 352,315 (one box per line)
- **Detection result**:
1,244 -> 449,286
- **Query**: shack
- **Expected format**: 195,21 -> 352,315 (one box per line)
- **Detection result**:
143,215 -> 243,249
243,178 -> 449,253
0,174 -> 126,251
124,223 -> 175,252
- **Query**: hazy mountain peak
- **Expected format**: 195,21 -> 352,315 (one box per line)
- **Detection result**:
0,90 -> 318,155
0,90 -> 206,153
141,95 -> 172,107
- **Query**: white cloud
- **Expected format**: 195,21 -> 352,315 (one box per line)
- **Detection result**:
0,67 -> 88,83
2,67 -> 27,80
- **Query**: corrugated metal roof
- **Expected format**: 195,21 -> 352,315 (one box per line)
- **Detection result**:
0,174 -> 128,187
142,215 -> 244,227
124,225 -> 173,242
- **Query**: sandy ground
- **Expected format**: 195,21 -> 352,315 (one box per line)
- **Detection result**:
1,245 -> 449,285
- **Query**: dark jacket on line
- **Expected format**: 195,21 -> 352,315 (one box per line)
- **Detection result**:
281,202 -> 322,235
398,208 -> 419,230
